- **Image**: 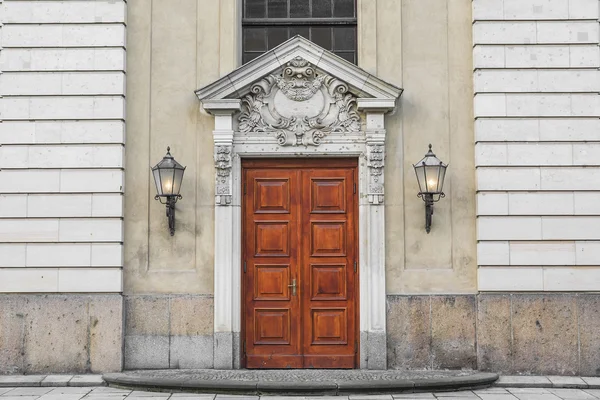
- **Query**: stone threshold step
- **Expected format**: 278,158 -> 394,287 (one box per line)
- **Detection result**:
0,375 -> 105,388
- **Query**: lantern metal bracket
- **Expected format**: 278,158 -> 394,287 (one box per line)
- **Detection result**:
155,194 -> 182,236
417,192 -> 445,234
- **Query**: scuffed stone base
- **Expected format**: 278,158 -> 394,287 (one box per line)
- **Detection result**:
123,294 -> 214,369
386,293 -> 600,376
0,294 -> 123,374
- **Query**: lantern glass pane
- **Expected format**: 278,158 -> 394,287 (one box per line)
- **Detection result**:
159,167 -> 175,196
152,168 -> 163,196
172,168 -> 185,196
424,165 -> 441,192
414,165 -> 426,193
437,165 -> 447,193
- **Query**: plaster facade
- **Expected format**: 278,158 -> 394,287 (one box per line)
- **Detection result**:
0,0 -> 599,375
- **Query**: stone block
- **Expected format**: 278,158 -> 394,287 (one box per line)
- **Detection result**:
89,295 -> 123,372
478,216 -> 542,241
541,168 -> 600,191
544,268 -> 600,291
91,243 -> 123,267
58,219 -> 123,242
2,24 -> 126,47
0,244 -> 26,267
477,193 -> 508,216
23,296 -> 89,373
386,296 -> 431,369
0,269 -> 59,293
124,335 -> 169,369
60,170 -> 123,193
478,267 -> 543,291
542,217 -> 600,240
41,375 -> 72,387
477,241 -> 509,265
125,296 -> 169,336
170,335 -> 214,369
170,296 -> 213,336
537,21 -> 599,44
477,295 -> 511,372
508,193 -> 574,216
473,21 -> 536,45
91,194 -> 124,218
0,219 -> 59,243
509,241 -> 576,266
0,170 -> 60,193
578,295 -> 600,376
511,294 -> 578,375
58,269 -> 122,293
26,243 -> 92,267
477,168 -> 540,191
0,295 -> 25,374
68,375 -> 105,387
430,296 -> 476,369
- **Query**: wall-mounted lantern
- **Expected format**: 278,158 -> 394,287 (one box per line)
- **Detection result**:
413,144 -> 448,234
151,147 -> 186,236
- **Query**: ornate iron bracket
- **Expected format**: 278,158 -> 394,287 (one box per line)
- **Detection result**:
155,194 -> 182,236
417,192 -> 445,234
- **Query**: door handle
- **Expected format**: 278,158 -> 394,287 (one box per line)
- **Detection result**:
288,278 -> 297,296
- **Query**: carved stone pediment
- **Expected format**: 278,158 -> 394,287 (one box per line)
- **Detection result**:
238,56 -> 361,146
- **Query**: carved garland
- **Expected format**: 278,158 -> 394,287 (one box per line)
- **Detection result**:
238,56 -> 361,146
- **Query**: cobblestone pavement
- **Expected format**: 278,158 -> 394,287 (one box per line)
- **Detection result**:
2,387 -> 600,400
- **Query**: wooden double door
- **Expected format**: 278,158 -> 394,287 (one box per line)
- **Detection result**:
242,159 -> 358,369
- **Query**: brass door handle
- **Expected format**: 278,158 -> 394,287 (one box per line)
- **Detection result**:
288,278 -> 297,296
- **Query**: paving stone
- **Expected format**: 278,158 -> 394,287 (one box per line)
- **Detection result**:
548,388 -> 597,399
0,375 -> 45,387
583,378 -> 600,389
169,395 -> 215,400
0,389 -> 13,395
507,388 -> 551,394
495,376 -> 553,388
3,387 -> 53,396
0,396 -> 40,400
434,391 -> 478,397
392,394 -> 435,399
37,394 -> 86,400
548,376 -> 588,389
47,387 -> 91,394
476,395 -> 519,400
476,388 -> 511,394
509,394 -> 561,400
349,396 -> 393,400
583,389 -> 600,398
41,375 -> 73,387
68,375 -> 105,387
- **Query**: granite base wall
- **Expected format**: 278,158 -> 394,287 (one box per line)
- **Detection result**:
0,294 -> 123,374
387,294 -> 600,376
123,294 -> 214,369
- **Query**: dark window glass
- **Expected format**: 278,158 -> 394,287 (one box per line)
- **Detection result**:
290,0 -> 310,18
268,27 -> 288,49
290,26 -> 310,40
333,26 -> 355,51
334,0 -> 354,17
246,0 -> 266,18
242,0 -> 356,64
267,0 -> 287,18
311,27 -> 332,49
244,27 -> 267,51
312,0 -> 332,17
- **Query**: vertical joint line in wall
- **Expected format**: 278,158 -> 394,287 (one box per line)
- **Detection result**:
86,300 -> 92,372
429,295 -> 433,369
474,294 -> 479,370
509,294 -> 514,371
167,295 -> 172,368
576,294 -> 581,375
146,0 -> 154,273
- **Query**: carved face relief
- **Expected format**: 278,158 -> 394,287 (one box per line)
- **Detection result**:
238,56 -> 361,146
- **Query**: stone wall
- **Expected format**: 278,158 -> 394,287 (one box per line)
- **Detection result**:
123,295 -> 214,369
473,0 -> 600,290
0,295 -> 122,374
387,294 -> 600,376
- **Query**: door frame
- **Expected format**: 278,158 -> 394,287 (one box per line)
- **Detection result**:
240,158 -> 360,368
205,101 -> 391,370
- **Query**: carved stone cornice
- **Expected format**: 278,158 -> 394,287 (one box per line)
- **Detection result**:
367,143 -> 385,204
215,145 -> 232,205
238,56 -> 361,147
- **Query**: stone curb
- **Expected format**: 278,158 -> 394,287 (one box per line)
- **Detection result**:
0,375 -> 106,388
102,372 -> 499,395
493,376 -> 600,389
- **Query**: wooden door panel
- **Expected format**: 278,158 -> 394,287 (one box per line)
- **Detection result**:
254,222 -> 290,257
310,263 -> 347,301
244,168 -> 301,368
301,167 -> 357,367
243,160 -> 357,369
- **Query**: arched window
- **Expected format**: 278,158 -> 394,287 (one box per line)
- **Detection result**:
242,0 -> 357,64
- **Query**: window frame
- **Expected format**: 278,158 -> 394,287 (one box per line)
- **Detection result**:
241,0 -> 358,64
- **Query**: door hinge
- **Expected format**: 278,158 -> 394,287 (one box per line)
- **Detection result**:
244,182 -> 247,195
354,341 -> 358,354
353,182 -> 356,194
243,340 -> 246,355
354,261 -> 357,273
244,261 -> 247,273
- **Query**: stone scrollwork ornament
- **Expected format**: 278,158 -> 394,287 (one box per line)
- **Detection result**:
214,145 -> 232,205
238,56 -> 361,146
367,144 -> 385,204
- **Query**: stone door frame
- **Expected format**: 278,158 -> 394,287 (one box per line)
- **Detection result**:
196,37 -> 402,370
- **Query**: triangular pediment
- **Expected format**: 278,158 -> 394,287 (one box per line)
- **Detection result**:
195,36 -> 403,102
